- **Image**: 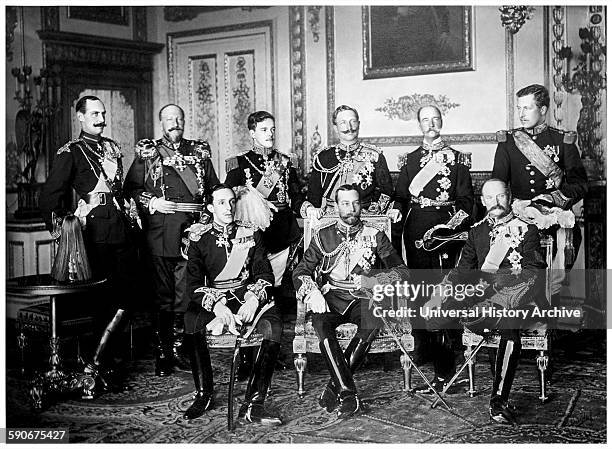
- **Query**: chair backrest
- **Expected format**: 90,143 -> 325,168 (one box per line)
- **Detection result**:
540,235 -> 554,305
303,214 -> 392,250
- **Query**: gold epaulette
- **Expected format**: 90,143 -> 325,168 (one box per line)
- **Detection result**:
226,149 -> 252,172
135,138 -> 157,160
192,139 -> 211,159
496,130 -> 509,143
56,139 -> 81,155
188,223 -> 213,243
457,151 -> 472,168
548,127 -> 577,144
277,149 -> 298,166
563,131 -> 577,144
360,142 -> 381,162
360,142 -> 382,154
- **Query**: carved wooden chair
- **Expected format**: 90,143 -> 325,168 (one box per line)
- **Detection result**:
292,214 -> 414,396
461,236 -> 554,402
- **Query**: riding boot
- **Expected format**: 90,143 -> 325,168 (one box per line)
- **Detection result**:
183,331 -> 215,420
236,346 -> 255,382
155,311 -> 175,377
415,330 -> 456,394
172,312 -> 190,371
319,338 -> 360,419
83,308 -> 130,393
243,340 -> 283,426
319,335 -> 373,412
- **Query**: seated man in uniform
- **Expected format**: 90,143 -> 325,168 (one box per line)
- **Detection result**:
293,184 -> 410,418
182,184 -> 283,426
424,179 -> 546,425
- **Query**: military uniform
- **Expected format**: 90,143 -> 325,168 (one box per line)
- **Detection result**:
492,124 -> 587,207
40,131 -> 137,309
492,124 -> 587,299
39,131 -> 138,385
440,212 -> 546,423
395,138 -> 474,270
225,146 -> 303,254
292,218 -> 409,417
183,221 -> 282,423
124,136 -> 219,375
303,141 -> 396,216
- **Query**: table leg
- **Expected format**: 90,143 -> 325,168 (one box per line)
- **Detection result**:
47,295 -> 67,384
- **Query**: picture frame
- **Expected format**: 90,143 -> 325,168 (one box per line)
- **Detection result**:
362,6 -> 474,79
67,7 -> 129,26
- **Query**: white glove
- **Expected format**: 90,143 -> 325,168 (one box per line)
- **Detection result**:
212,301 -> 241,334
237,292 -> 259,323
306,205 -> 323,220
149,197 -> 177,214
305,288 -> 327,314
387,209 -> 402,223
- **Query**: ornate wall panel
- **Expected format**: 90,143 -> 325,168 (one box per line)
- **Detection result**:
168,21 -> 274,176
189,55 -> 219,152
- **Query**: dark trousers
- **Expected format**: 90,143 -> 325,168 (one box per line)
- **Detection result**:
86,239 -> 138,333
184,300 -> 283,343
151,255 -> 187,313
311,302 -> 379,343
492,329 -> 521,402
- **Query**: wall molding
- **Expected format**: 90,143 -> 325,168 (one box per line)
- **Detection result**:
289,6 -> 307,170
505,30 -> 515,129
325,6 -> 335,145
361,133 -> 497,147
38,30 -> 163,70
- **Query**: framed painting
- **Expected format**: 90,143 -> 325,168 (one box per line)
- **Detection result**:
67,7 -> 129,26
362,6 -> 474,79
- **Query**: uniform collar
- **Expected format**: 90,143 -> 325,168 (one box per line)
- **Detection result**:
337,140 -> 361,153
80,131 -> 102,144
161,136 -> 183,151
252,144 -> 274,157
212,221 -> 236,234
422,137 -> 446,152
336,219 -> 363,236
487,211 -> 514,228
524,122 -> 548,136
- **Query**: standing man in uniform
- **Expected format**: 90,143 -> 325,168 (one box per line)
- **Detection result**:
225,110 -> 304,377
40,95 -> 138,391
293,185 -> 410,418
125,104 -> 219,377
492,84 -> 587,308
302,105 -> 402,223
225,110 -> 304,290
393,104 -> 474,387
182,184 -> 283,425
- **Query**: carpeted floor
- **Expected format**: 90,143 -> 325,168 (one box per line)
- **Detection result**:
5,327 -> 606,444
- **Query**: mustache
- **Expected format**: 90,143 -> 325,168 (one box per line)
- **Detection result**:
341,128 -> 359,134
94,122 -> 106,128
168,126 -> 183,132
488,205 -> 506,212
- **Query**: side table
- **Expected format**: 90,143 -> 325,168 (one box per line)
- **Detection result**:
7,274 -> 107,409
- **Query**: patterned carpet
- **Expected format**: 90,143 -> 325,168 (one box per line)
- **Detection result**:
5,328 -> 606,444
